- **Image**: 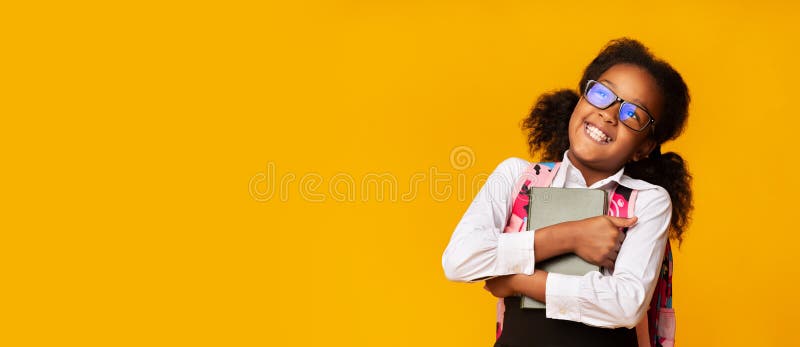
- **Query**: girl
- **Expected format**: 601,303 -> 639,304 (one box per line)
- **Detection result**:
442,38 -> 692,347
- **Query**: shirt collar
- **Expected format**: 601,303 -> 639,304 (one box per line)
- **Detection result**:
552,149 -> 662,191
553,150 -> 626,189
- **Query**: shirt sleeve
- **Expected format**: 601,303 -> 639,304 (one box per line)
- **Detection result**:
442,157 -> 536,282
544,186 -> 672,328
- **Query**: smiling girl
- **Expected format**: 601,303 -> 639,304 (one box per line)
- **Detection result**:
442,38 -> 692,347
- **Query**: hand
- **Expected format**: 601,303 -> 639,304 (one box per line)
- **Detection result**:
484,275 -> 519,298
568,215 -> 637,270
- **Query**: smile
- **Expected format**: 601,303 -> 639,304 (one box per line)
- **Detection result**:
584,122 -> 612,144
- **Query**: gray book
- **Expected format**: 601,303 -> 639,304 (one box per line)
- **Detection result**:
521,187 -> 607,309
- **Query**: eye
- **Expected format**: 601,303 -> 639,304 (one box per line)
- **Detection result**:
591,89 -> 608,99
587,83 -> 615,106
619,103 -> 641,121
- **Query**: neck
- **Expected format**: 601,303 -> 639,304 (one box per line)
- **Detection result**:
565,151 -> 617,187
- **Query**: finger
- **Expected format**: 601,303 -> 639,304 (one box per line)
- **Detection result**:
608,249 -> 619,261
606,215 -> 637,227
617,230 -> 627,244
607,216 -> 638,228
605,256 -> 617,269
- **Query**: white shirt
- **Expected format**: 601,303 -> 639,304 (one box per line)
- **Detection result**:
441,151 -> 672,328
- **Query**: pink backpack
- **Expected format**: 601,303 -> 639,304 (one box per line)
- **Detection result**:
497,162 -> 675,347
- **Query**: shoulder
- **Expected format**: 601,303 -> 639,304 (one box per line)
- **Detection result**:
490,157 -> 539,182
620,175 -> 671,214
471,157 -> 532,207
495,157 -> 531,173
483,157 -> 532,190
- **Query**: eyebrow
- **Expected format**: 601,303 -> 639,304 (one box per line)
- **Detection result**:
599,79 -> 651,112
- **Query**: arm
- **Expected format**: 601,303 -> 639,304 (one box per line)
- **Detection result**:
534,215 -> 635,268
485,215 -> 638,299
532,224 -> 573,263
441,158 -> 528,282
442,158 -> 576,282
485,189 -> 670,328
544,188 -> 672,328
483,270 -> 548,301
635,317 -> 651,347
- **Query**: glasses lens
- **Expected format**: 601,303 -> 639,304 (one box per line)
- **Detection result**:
585,81 -> 616,108
619,102 -> 650,131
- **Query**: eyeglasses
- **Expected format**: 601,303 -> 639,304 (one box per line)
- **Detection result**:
584,80 -> 655,133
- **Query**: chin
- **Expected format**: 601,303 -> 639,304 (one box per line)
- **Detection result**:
569,143 -> 622,172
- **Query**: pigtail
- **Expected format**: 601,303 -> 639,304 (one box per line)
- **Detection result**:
521,89 -> 578,162
625,152 -> 693,244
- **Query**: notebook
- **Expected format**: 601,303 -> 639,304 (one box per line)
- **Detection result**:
521,187 -> 608,309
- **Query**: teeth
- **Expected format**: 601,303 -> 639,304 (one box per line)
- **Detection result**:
585,123 -> 611,143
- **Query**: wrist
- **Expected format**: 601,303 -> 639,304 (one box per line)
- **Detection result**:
534,222 -> 575,261
548,221 -> 576,254
560,221 -> 578,253
514,271 -> 547,300
510,274 -> 529,295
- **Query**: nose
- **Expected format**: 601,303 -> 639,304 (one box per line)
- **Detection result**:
598,102 -> 620,125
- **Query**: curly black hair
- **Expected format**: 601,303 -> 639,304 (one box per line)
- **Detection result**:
522,38 -> 692,244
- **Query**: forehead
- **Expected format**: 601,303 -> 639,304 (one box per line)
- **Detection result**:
597,64 -> 663,118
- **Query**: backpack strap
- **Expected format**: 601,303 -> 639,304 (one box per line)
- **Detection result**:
608,185 -> 638,220
497,162 -> 560,339
648,243 -> 675,347
503,162 -> 561,234
611,185 -> 674,347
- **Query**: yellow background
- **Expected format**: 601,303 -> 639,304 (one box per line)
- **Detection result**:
3,1 -> 800,346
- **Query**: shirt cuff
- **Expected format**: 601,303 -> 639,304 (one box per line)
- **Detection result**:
545,273 -> 582,322
496,231 -> 535,275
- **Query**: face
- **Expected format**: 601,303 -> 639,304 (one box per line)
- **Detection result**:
567,63 -> 664,175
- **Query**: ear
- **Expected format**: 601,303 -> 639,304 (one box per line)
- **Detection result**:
632,138 -> 657,162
